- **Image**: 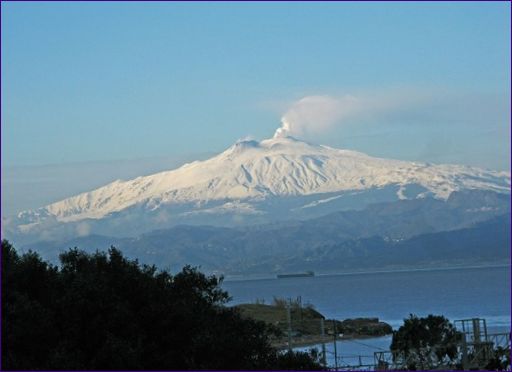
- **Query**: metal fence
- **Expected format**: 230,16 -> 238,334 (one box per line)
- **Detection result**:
272,307 -> 511,371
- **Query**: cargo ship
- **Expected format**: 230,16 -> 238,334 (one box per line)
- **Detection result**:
277,271 -> 314,279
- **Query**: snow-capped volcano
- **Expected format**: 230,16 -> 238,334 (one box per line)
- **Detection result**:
6,136 -> 511,242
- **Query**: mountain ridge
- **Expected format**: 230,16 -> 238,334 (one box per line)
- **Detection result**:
21,210 -> 510,276
18,191 -> 510,273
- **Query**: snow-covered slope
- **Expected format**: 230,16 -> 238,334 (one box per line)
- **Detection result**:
8,136 -> 511,239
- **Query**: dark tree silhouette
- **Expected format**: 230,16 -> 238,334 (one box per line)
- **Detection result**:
390,314 -> 460,370
2,240 -> 323,370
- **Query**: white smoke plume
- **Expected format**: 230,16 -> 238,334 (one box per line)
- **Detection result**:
273,90 -> 429,139
274,95 -> 361,138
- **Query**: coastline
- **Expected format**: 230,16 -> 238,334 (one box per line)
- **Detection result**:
223,261 -> 511,282
272,333 -> 390,350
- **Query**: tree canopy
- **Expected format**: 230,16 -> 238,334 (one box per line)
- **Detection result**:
2,240 -> 322,370
390,314 -> 461,370
390,314 -> 511,370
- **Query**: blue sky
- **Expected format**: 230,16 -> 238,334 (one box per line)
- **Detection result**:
1,2 -> 510,213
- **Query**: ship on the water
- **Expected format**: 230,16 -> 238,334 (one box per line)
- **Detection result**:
277,271 -> 315,279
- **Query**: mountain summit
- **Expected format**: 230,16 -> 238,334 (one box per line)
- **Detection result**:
5,136 -> 510,243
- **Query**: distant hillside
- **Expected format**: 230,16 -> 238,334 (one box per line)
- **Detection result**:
21,199 -> 510,276
251,213 -> 510,274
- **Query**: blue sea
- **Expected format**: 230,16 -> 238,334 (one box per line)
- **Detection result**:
222,265 -> 511,368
